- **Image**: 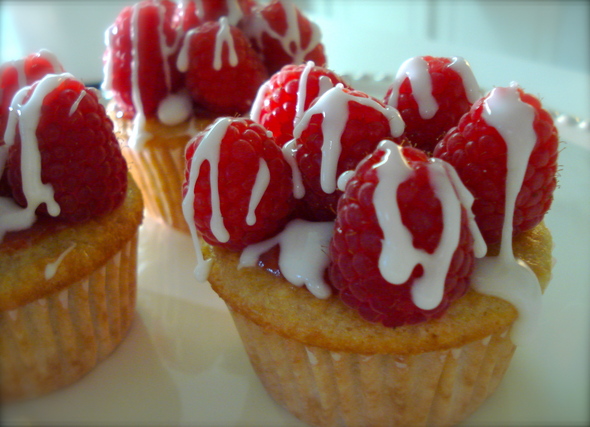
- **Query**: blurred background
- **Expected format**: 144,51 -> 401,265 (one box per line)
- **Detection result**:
1,0 -> 589,117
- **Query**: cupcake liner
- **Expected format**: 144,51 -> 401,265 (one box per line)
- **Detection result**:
0,233 -> 139,402
229,308 -> 516,427
123,144 -> 188,234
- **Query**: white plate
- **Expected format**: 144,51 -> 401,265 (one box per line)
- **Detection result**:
3,79 -> 590,426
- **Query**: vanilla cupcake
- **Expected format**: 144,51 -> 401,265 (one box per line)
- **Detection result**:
0,66 -> 143,401
182,56 -> 558,426
103,0 -> 326,233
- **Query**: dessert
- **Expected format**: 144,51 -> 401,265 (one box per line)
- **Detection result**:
182,57 -> 558,426
103,0 -> 326,233
0,52 -> 143,401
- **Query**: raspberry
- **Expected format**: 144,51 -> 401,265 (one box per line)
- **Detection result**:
241,0 -> 326,74
6,75 -> 128,222
0,50 -> 64,144
329,142 -> 476,327
183,117 -> 295,250
384,56 -> 480,155
178,19 -> 268,115
433,85 -> 559,245
294,85 -> 404,221
103,0 -> 184,118
177,0 -> 255,30
252,62 -> 349,147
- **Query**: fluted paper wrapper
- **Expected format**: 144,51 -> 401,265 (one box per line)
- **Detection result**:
123,144 -> 188,234
229,308 -> 516,427
0,234 -> 139,401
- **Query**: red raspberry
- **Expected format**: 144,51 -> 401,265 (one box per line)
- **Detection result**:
0,50 -> 64,144
177,0 -> 255,30
252,62 -> 349,147
433,85 -> 559,245
294,85 -> 404,221
241,0 -> 326,74
183,117 -> 295,250
329,142 -> 476,327
103,0 -> 184,118
384,56 -> 480,155
179,19 -> 268,115
6,75 -> 128,222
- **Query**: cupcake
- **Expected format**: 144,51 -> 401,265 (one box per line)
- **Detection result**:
0,55 -> 143,401
103,0 -> 326,233
182,58 -> 558,426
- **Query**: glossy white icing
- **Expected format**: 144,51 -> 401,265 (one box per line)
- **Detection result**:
0,73 -> 70,241
471,84 -> 542,344
249,79 -> 271,124
213,17 -> 238,70
243,0 -> 322,66
239,219 -> 333,299
448,56 -> 481,104
293,84 -> 404,195
281,139 -> 305,199
373,140 -> 484,310
157,90 -> 193,125
45,243 -> 77,280
179,0 -> 245,26
246,158 -> 270,226
182,117 -> 275,281
386,56 -> 481,120
103,1 -> 186,148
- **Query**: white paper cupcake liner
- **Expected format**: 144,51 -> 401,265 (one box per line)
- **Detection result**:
0,233 -> 139,401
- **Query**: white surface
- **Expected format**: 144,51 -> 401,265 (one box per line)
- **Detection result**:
2,77 -> 590,426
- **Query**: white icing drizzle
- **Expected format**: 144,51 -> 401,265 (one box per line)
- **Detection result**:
239,219 -> 333,299
386,56 -> 481,120
471,84 -> 542,345
157,90 -> 193,125
185,118 -> 231,245
387,56 -> 438,120
448,56 -> 481,104
103,1 -> 184,149
182,117 -> 275,281
179,0 -> 245,26
373,140 -> 484,310
249,79 -> 271,124
243,0 -> 322,65
0,73 -> 70,241
246,158 -> 270,225
69,90 -> 87,116
293,84 -> 404,195
214,17 -> 239,70
178,16 -> 239,73
44,243 -> 76,280
281,139 -> 305,199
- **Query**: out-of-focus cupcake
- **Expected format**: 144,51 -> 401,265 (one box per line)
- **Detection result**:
102,0 -> 326,233
181,58 -> 559,426
0,53 -> 143,401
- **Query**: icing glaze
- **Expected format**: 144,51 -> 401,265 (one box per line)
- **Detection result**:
293,84 -> 404,194
373,140 -> 485,310
282,139 -> 305,199
239,219 -> 333,299
44,243 -> 77,280
243,0 -> 322,65
103,1 -> 187,148
386,56 -> 480,120
471,84 -> 542,344
182,117 -> 276,281
0,73 -> 72,241
178,0 -> 246,27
